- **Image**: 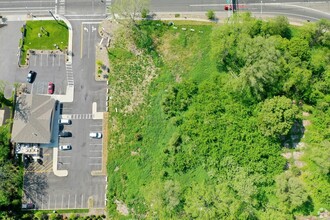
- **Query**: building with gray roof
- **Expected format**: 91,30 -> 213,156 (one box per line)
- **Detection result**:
11,94 -> 56,144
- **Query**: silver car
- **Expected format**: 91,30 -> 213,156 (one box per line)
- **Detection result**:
59,144 -> 72,151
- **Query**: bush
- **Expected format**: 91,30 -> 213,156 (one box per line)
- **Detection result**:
206,10 -> 215,20
175,14 -> 180,18
141,8 -> 149,19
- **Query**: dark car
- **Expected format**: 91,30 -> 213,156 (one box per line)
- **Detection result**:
59,131 -> 72,137
27,70 -> 36,83
48,82 -> 54,94
22,203 -> 35,209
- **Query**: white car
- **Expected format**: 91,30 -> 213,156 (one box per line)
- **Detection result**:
89,132 -> 102,139
59,145 -> 72,151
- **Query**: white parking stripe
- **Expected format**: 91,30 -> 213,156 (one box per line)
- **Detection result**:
68,194 -> 70,208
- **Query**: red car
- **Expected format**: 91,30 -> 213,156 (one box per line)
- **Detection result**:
224,4 -> 246,10
48,82 -> 54,94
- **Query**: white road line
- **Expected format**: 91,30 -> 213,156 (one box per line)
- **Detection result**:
62,162 -> 70,165
89,163 -> 102,165
40,54 -> 43,66
54,194 -> 57,209
61,194 -> 64,209
89,156 -> 102,158
34,56 -> 37,66
90,124 -> 102,127
75,194 -> 77,208
46,54 -> 49,66
52,55 -> 55,66
58,54 -> 61,66
89,143 -> 103,146
81,194 -> 84,208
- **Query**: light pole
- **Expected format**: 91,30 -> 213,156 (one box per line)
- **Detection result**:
48,10 -> 58,22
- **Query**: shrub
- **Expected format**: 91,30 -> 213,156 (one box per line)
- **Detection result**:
141,8 -> 149,19
175,14 -> 180,18
206,10 -> 215,20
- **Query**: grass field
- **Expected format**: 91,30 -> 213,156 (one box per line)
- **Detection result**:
107,22 -> 215,218
20,20 -> 68,65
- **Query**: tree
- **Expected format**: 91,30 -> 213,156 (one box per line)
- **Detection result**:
275,171 -> 309,213
109,0 -> 150,25
234,36 -> 281,100
257,96 -> 300,137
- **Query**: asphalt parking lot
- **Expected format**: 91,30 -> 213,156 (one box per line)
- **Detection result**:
1,20 -> 107,210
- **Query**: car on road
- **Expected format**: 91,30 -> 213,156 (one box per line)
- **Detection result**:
48,82 -> 54,94
59,144 -> 72,151
58,119 -> 71,125
59,131 -> 72,137
89,132 -> 102,139
224,4 -> 246,10
27,70 -> 36,83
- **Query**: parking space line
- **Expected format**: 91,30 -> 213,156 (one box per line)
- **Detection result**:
55,194 -> 57,209
90,124 -> 102,127
89,150 -> 102,152
90,156 -> 102,158
34,56 -> 37,66
40,54 -> 43,66
61,194 -> 64,209
62,162 -> 70,165
46,54 -> 49,66
58,54 -> 61,66
75,194 -> 77,208
48,195 -> 50,209
81,194 -> 84,208
89,163 -> 102,165
68,194 -> 70,208
52,54 -> 55,66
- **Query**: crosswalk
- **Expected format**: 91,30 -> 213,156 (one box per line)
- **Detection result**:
66,114 -> 93,120
57,0 -> 66,15
66,63 -> 74,87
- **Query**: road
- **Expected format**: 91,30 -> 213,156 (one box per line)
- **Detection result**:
0,0 -> 329,20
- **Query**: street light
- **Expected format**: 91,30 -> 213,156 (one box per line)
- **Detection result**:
48,10 -> 58,22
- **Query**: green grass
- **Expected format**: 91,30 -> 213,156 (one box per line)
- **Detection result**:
107,22 -> 217,218
20,20 -> 68,65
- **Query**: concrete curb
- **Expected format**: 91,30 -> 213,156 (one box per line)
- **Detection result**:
54,14 -> 73,65
53,147 -> 68,177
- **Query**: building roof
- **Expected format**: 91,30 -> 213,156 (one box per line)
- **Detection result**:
11,94 -> 56,144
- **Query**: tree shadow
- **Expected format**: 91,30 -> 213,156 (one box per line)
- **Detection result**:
282,119 -> 305,149
23,172 -> 49,207
14,96 -> 31,124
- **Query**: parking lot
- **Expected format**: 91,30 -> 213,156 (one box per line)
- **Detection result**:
0,20 -> 108,210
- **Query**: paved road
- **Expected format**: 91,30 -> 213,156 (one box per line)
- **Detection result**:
0,0 -> 329,20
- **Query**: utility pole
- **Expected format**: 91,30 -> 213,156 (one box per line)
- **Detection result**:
48,10 -> 58,22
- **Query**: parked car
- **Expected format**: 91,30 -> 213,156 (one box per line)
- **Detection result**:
89,132 -> 102,139
22,203 -> 35,209
59,145 -> 72,151
48,82 -> 54,94
59,131 -> 72,137
27,70 -> 36,83
58,119 -> 71,125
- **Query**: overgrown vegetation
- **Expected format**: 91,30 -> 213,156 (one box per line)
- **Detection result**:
0,88 -> 23,218
107,14 -> 330,219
